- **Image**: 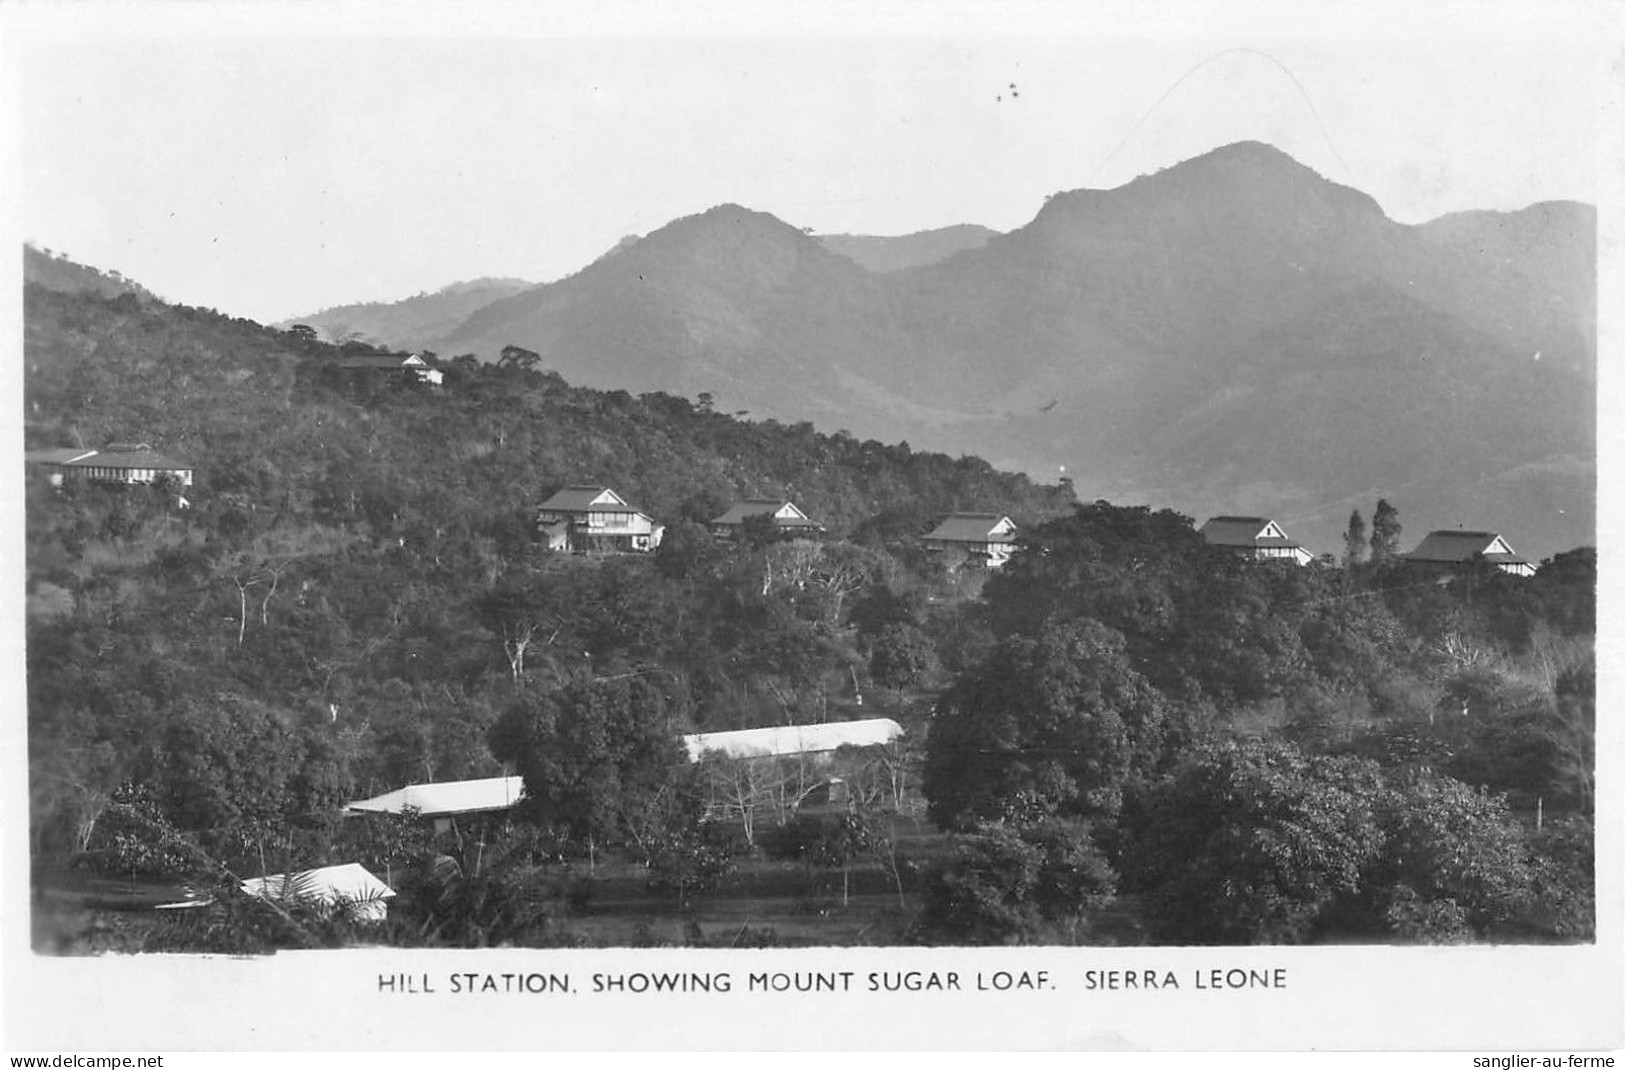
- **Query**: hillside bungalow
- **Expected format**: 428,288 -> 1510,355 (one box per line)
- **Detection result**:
1199,516 -> 1314,565
681,718 -> 905,762
240,862 -> 395,923
535,486 -> 663,553
27,442 -> 195,488
709,499 -> 824,540
347,775 -> 526,835
327,351 -> 443,386
922,512 -> 1019,568
1405,530 -> 1535,577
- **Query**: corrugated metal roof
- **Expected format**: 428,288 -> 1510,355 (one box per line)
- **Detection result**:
240,862 -> 395,920
1408,530 -> 1528,564
347,775 -> 526,817
329,353 -> 421,370
65,448 -> 191,471
1201,516 -> 1266,544
711,499 -> 819,527
1199,516 -> 1304,549
25,447 -> 98,465
924,513 -> 1016,544
682,718 -> 904,761
537,486 -> 642,514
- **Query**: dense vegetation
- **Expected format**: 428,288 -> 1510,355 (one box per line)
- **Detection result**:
23,272 -> 1594,951
921,505 -> 1593,944
23,278 -> 1061,947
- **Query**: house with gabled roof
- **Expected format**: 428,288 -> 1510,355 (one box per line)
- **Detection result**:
1198,516 -> 1314,565
326,350 -> 443,385
1405,530 -> 1535,577
709,498 -> 823,541
922,512 -> 1019,568
535,485 -> 663,553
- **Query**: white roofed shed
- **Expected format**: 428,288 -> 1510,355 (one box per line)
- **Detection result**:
239,862 -> 396,923
681,718 -> 904,762
346,775 -> 527,833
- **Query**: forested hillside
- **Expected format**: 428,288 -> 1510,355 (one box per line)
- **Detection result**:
22,277 -> 1068,912
23,264 -> 1595,952
24,244 -> 159,303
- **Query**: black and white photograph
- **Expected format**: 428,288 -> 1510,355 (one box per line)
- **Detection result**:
2,0 -> 1620,1055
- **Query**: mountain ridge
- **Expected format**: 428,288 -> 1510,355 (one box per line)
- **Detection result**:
415,141 -> 1591,559
32,140 -> 1595,560
276,275 -> 536,346
816,224 -> 999,273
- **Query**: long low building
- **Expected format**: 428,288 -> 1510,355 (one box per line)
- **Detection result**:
347,722 -> 906,828
26,442 -> 194,488
681,718 -> 904,762
347,775 -> 527,833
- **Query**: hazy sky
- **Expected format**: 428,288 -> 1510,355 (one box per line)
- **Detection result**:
4,2 -> 1615,324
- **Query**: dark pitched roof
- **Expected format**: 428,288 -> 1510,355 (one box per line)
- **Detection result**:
536,486 -> 643,514
1407,530 -> 1529,565
711,499 -> 820,528
328,353 -> 424,370
925,512 -> 1017,543
1199,516 -> 1303,549
66,446 -> 192,471
25,447 -> 98,465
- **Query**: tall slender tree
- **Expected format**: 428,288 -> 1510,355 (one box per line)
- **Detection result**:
1342,509 -> 1368,567
1370,499 -> 1403,563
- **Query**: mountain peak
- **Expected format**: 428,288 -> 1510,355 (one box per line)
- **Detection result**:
678,203 -> 809,235
1030,140 -> 1384,237
1137,140 -> 1363,199
631,203 -> 827,268
1195,139 -> 1306,165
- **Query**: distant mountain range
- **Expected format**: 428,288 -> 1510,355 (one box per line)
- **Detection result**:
280,276 -> 535,346
283,225 -> 1001,344
133,142 -> 1610,559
